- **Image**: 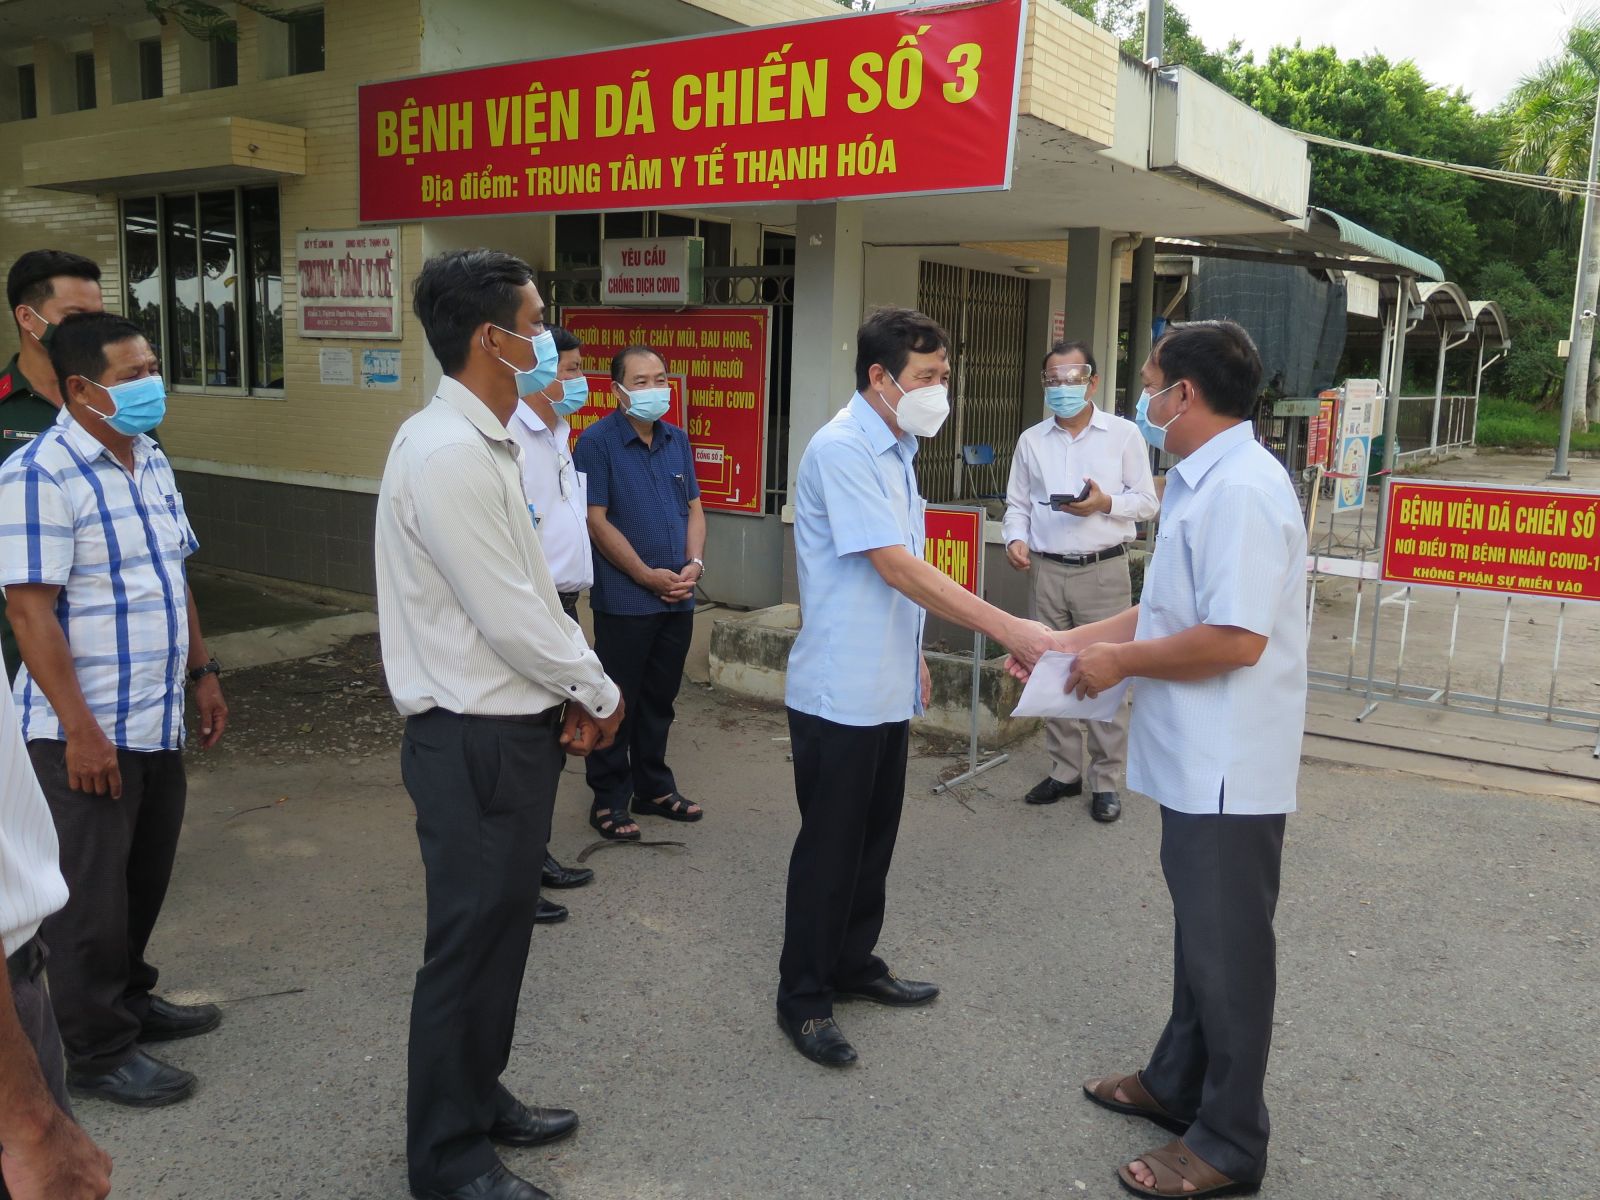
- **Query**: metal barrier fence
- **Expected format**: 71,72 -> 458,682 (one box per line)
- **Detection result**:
1392,394 -> 1477,463
1303,475 -> 1600,757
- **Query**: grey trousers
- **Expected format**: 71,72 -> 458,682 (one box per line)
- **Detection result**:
1141,804 -> 1286,1184
1029,552 -> 1132,791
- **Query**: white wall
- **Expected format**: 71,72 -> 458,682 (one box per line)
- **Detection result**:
421,0 -> 730,72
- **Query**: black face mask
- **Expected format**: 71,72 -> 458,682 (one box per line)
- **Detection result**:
25,307 -> 54,347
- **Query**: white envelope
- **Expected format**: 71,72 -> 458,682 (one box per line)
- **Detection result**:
1011,651 -> 1130,721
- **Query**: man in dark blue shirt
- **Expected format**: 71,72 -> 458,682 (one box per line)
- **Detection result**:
573,345 -> 707,839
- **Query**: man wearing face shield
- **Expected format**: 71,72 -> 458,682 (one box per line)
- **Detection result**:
0,312 -> 228,1112
1002,340 -> 1158,823
1,251 -> 106,682
776,306 -> 1057,1068
1027,321 -> 1307,1199
507,325 -> 600,916
572,346 -> 706,842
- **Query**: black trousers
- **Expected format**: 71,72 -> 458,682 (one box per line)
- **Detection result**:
777,709 -> 909,1022
1141,805 -> 1286,1184
585,610 -> 692,813
0,941 -> 74,1200
29,740 -> 186,1073
402,708 -> 563,1193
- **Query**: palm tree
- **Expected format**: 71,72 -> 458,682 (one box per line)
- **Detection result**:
1504,12 -> 1600,425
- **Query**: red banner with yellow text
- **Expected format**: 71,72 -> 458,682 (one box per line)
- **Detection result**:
924,505 -> 984,594
357,0 -> 1025,221
1383,480 -> 1600,603
564,308 -> 769,515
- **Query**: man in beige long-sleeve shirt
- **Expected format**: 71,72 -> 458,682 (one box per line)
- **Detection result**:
376,248 -> 622,1200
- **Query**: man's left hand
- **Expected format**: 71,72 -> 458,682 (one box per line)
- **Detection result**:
919,656 -> 932,708
560,704 -> 599,756
1059,478 -> 1113,518
1065,642 -> 1125,699
194,676 -> 228,749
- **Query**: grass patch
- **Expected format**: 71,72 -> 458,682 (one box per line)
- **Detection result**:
1476,398 -> 1600,452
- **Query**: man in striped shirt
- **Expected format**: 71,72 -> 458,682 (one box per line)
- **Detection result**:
0,313 -> 228,1111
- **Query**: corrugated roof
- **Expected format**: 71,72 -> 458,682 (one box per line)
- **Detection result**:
1310,207 -> 1445,282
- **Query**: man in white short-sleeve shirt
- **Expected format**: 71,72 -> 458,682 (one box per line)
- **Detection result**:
1032,320 -> 1306,1197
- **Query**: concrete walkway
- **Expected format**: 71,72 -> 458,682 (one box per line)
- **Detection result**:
74,681 -> 1596,1200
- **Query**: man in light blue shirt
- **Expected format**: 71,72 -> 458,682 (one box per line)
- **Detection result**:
1039,321 -> 1306,1198
777,306 -> 1054,1068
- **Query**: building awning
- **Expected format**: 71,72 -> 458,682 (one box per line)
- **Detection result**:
1305,208 -> 1444,282
1154,205 -> 1445,283
22,117 -> 305,195
1417,281 -> 1474,328
1470,301 -> 1511,351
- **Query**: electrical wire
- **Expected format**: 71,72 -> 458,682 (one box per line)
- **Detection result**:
1293,129 -> 1600,198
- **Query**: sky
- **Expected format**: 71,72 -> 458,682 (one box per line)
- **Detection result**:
1175,0 -> 1583,110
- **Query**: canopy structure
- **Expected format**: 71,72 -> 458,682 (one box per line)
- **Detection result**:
1156,206 -> 1445,283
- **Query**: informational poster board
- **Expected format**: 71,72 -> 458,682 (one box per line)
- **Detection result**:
1383,480 -> 1600,603
296,229 -> 401,338
563,307 -> 769,514
1333,379 -> 1379,513
923,505 -> 983,593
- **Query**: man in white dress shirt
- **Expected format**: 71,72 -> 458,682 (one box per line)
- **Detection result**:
376,248 -> 623,1200
0,682 -> 110,1200
1003,341 -> 1158,822
1038,321 -> 1306,1198
509,325 -> 599,911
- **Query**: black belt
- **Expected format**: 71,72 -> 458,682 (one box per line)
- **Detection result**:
6,938 -> 44,986
411,706 -> 564,728
1038,544 -> 1126,568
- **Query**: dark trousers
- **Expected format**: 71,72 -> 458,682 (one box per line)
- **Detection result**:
1141,805 -> 1286,1184
402,708 -> 563,1193
29,740 -> 186,1073
0,941 -> 74,1200
585,610 -> 692,812
777,709 -> 909,1022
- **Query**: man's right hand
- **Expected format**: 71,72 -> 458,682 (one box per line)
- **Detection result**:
65,727 -> 121,800
640,567 -> 691,600
1,1110 -> 113,1199
1005,540 -> 1032,572
560,699 -> 625,756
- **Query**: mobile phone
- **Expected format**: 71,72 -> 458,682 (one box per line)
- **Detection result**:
1046,481 -> 1093,508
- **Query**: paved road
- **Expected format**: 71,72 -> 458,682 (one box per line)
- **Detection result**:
78,685 -> 1596,1199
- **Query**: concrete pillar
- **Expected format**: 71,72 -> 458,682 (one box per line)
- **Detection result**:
1064,228 -> 1116,410
235,9 -> 261,85
92,24 -> 139,105
786,203 -> 863,506
164,23 -> 208,95
1129,239 -> 1156,410
32,39 -> 74,116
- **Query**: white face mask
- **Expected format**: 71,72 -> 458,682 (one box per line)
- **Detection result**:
882,373 -> 950,438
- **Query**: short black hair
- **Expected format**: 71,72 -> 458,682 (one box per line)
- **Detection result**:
412,248 -> 533,375
1042,340 -> 1097,377
8,249 -> 102,315
48,312 -> 147,391
854,306 -> 949,392
549,325 -> 580,355
610,344 -> 664,383
1151,320 -> 1262,420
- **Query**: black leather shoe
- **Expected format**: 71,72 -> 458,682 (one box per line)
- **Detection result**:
411,1163 -> 550,1200
776,1011 -> 858,1067
1025,776 -> 1082,805
541,854 -> 593,890
68,1048 -> 195,1107
836,971 -> 940,1007
533,898 -> 568,924
1091,791 -> 1122,823
489,1097 -> 579,1147
138,995 -> 221,1042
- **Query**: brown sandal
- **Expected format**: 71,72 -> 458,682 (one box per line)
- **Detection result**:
1116,1139 -> 1260,1198
1082,1071 -> 1190,1134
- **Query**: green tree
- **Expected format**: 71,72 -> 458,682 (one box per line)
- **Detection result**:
1502,11 -> 1600,246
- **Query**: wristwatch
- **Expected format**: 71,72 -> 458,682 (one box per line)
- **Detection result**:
187,658 -> 221,684
687,557 -> 706,577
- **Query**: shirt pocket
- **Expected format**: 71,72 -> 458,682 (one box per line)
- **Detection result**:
671,472 -> 691,516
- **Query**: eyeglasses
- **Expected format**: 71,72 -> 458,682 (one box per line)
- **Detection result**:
1042,367 -> 1095,386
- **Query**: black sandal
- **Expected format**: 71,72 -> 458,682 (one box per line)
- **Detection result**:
589,805 -> 641,841
630,791 -> 703,823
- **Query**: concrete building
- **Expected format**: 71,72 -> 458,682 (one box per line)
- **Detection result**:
2,0 -> 1324,613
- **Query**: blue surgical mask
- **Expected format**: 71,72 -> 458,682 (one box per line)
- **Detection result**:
1135,381 -> 1182,451
491,325 -> 559,396
85,375 -> 165,436
1045,383 -> 1089,419
552,375 -> 588,417
620,385 -> 671,424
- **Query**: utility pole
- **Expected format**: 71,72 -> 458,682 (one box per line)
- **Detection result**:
1553,72 -> 1600,480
